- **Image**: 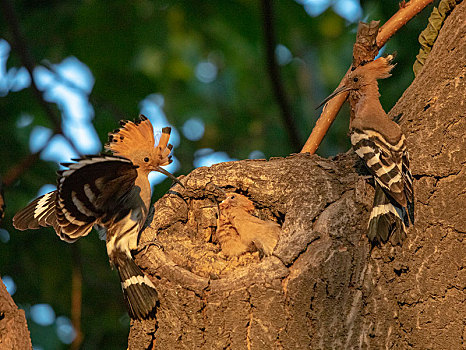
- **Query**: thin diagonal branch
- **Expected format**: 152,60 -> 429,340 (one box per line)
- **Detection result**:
1,0 -> 81,157
301,0 -> 434,154
0,179 -> 5,224
42,62 -> 128,122
2,132 -> 56,187
376,0 -> 435,48
261,0 -> 301,152
1,3 -> 85,344
70,244 -> 84,350
3,151 -> 42,187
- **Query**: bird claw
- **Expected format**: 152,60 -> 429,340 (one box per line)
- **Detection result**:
137,239 -> 164,255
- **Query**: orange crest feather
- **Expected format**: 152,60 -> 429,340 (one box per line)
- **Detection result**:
105,115 -> 155,158
154,127 -> 173,166
360,54 -> 396,81
105,115 -> 173,166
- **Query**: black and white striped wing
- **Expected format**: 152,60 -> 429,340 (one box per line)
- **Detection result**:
402,151 -> 415,224
13,190 -> 58,231
56,155 -> 139,242
351,128 -> 415,244
351,128 -> 407,207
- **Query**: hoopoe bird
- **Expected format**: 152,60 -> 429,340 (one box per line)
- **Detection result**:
318,55 -> 414,245
13,115 -> 181,319
217,193 -> 280,257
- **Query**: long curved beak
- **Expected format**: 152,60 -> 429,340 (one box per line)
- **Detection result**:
315,85 -> 352,109
155,166 -> 184,187
213,185 -> 226,196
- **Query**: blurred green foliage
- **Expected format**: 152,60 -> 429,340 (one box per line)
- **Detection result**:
0,0 -> 433,348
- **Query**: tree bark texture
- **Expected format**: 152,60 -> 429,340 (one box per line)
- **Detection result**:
129,3 -> 465,349
0,277 -> 32,349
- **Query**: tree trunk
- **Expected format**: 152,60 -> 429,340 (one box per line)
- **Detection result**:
0,277 -> 32,349
129,3 -> 466,349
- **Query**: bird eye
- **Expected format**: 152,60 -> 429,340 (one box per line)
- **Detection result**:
144,157 -> 149,162
353,77 -> 359,82
231,195 -> 235,199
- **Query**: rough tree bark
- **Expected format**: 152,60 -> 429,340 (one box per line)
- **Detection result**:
0,277 -> 32,349
129,3 -> 466,349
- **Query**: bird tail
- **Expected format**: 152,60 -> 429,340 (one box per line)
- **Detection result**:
114,253 -> 158,320
368,184 -> 408,246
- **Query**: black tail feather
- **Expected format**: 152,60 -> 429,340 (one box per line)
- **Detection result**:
368,185 -> 407,246
114,253 -> 158,320
407,201 -> 415,225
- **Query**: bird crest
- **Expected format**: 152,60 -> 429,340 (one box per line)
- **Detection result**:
106,115 -> 155,158
105,115 -> 173,167
316,54 -> 396,109
354,54 -> 396,81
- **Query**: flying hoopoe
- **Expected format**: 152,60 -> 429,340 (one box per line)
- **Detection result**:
13,115 -> 182,319
318,55 -> 414,245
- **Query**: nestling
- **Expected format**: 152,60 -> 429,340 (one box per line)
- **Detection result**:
319,55 -> 414,245
13,115 -> 182,319
216,193 -> 281,257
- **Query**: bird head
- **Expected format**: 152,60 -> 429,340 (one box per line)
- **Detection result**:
220,193 -> 255,213
105,115 -> 181,185
317,54 -> 395,108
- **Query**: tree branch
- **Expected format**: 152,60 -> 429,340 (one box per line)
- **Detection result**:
377,0 -> 435,48
2,132 -> 55,187
1,3 -> 85,345
41,62 -> 128,122
0,180 -> 4,224
70,244 -> 84,350
261,0 -> 301,152
300,0 -> 434,154
0,277 -> 32,349
1,58 -> 129,188
0,0 -> 81,157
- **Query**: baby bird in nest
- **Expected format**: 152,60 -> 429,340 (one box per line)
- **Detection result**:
216,193 -> 281,257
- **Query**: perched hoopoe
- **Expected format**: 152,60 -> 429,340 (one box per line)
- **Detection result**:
217,193 -> 280,257
318,55 -> 414,245
13,115 -> 181,319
